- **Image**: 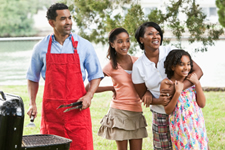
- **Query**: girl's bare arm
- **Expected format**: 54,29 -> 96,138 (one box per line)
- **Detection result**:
162,79 -> 183,115
85,73 -> 115,93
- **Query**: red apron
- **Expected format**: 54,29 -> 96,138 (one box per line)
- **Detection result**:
40,35 -> 93,150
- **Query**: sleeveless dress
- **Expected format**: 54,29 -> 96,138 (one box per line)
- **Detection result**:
169,86 -> 208,150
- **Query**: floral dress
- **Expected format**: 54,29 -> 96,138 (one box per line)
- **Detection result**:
169,86 -> 208,150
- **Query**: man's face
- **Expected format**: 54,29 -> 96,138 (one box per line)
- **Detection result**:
51,9 -> 72,36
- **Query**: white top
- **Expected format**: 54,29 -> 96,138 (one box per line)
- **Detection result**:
132,45 -> 176,114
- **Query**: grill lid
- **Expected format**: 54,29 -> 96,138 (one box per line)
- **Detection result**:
0,91 -> 24,116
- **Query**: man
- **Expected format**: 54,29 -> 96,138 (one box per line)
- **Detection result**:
26,3 -> 104,150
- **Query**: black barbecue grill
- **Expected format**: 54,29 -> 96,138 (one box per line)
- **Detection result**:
21,134 -> 71,150
0,91 -> 72,150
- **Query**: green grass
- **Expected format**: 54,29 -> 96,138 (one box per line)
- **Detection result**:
0,85 -> 224,150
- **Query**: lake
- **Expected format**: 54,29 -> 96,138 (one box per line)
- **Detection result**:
0,39 -> 224,87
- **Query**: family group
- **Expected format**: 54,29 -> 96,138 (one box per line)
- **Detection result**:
26,3 -> 208,150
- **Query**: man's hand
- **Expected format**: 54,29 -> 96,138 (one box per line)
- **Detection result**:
142,91 -> 152,107
27,104 -> 37,119
78,93 -> 92,110
80,78 -> 101,110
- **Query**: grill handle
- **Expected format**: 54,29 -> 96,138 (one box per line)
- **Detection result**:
0,91 -> 6,100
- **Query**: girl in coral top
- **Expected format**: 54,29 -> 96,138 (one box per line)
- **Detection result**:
96,28 -> 148,150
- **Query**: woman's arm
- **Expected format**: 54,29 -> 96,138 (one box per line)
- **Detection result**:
134,82 -> 170,107
187,73 -> 206,108
133,83 -> 153,107
183,61 -> 203,90
133,83 -> 147,98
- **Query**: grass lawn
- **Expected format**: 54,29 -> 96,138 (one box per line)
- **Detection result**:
0,85 -> 225,149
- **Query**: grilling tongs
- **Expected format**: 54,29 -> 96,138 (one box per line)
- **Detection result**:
57,101 -> 82,112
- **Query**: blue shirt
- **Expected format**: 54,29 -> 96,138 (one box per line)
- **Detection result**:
26,33 -> 104,82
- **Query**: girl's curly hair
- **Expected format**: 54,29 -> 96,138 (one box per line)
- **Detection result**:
164,49 -> 193,79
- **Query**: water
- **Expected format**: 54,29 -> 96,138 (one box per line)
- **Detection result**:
0,39 -> 224,87
0,41 -> 36,85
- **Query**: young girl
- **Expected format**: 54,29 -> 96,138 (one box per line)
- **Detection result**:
160,49 -> 208,150
96,28 -> 148,150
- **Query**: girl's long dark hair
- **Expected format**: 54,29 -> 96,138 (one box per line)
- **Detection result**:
107,28 -> 129,69
164,49 -> 193,79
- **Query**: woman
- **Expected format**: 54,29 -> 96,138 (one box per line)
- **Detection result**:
131,22 -> 203,150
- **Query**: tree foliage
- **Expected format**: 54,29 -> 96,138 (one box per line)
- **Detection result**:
64,0 -> 224,53
216,0 -> 225,28
0,0 -> 50,37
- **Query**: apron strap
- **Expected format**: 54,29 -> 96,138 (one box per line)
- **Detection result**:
71,36 -> 78,53
47,34 -> 78,54
47,35 -> 53,54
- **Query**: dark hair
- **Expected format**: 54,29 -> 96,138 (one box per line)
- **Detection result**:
135,22 -> 163,50
164,49 -> 193,79
107,28 -> 129,69
46,3 -> 68,20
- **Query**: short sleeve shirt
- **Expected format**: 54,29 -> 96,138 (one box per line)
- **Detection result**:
132,46 -> 176,114
103,56 -> 142,112
26,33 -> 104,82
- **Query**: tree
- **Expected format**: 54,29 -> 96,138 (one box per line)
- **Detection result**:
216,0 -> 225,28
63,0 -> 224,53
0,0 -> 51,37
